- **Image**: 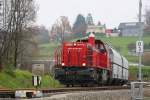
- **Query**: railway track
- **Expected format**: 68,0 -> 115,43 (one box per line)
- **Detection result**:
0,86 -> 130,98
0,89 -> 15,98
41,86 -> 130,93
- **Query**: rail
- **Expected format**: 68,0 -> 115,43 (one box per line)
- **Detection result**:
41,86 -> 130,94
0,86 -> 130,98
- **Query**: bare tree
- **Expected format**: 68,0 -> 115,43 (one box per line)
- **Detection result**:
0,0 -> 11,70
18,27 -> 38,68
10,0 -> 37,67
145,9 -> 150,26
144,8 -> 150,35
50,16 -> 71,43
0,0 -> 37,69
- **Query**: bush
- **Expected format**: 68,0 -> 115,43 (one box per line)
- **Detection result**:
128,43 -> 135,51
142,52 -> 150,66
0,69 -> 62,89
3,64 -> 15,76
144,43 -> 150,49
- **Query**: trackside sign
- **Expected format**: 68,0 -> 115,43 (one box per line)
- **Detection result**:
136,41 -> 144,53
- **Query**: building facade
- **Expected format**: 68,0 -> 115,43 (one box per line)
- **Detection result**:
86,24 -> 106,34
118,22 -> 145,37
106,29 -> 120,37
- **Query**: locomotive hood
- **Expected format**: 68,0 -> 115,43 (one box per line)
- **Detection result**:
88,33 -> 95,46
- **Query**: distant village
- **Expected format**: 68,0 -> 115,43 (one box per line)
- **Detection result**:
85,14 -> 145,37
50,13 -> 146,42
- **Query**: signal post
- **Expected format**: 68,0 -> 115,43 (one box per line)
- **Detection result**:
131,0 -> 144,100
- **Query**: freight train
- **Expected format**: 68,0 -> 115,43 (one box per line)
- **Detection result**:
54,33 -> 129,86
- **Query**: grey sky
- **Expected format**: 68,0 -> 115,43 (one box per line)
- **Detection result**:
36,0 -> 149,28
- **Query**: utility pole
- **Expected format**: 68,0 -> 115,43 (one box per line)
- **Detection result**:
138,0 -> 144,99
139,0 -> 142,82
131,1 -> 144,99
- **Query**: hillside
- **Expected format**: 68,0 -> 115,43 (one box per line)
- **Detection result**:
100,36 -> 150,63
0,70 -> 61,89
27,36 -> 150,87
38,43 -> 60,59
38,36 -> 150,63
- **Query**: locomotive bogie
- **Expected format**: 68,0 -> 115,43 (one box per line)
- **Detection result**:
55,67 -> 98,85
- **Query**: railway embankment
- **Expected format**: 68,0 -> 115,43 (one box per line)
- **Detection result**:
0,69 -> 61,89
27,90 -> 131,100
28,88 -> 150,100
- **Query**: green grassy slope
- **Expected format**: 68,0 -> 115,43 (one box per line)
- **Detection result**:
100,37 -> 150,62
100,37 -> 150,54
129,66 -> 150,81
130,66 -> 150,74
39,36 -> 150,62
0,70 -> 61,89
38,43 -> 60,59
38,36 -> 150,77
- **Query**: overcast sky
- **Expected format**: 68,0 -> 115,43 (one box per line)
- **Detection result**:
35,0 -> 150,29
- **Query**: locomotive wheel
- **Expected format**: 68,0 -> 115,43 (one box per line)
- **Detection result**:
91,70 -> 99,81
102,70 -> 109,85
81,84 -> 88,87
66,84 -> 69,87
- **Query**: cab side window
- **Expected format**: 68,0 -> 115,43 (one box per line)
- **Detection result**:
99,44 -> 106,53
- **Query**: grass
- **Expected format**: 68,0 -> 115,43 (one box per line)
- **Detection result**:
41,75 -> 62,88
38,36 -> 150,63
38,42 -> 60,59
0,69 -> 61,89
38,36 -> 150,78
100,37 -> 150,64
100,37 -> 150,55
129,66 -> 150,81
130,66 -> 150,74
3,36 -> 150,89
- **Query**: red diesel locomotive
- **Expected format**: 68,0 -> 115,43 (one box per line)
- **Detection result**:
54,33 -> 129,86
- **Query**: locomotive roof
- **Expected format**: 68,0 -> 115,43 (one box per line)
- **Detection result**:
75,36 -> 104,43
76,39 -> 103,43
74,36 -> 124,56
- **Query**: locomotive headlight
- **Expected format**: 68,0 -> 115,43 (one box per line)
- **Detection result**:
62,63 -> 65,66
73,43 -> 77,46
82,63 -> 86,66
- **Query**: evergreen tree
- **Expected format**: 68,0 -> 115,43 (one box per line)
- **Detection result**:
72,14 -> 87,35
86,13 -> 94,25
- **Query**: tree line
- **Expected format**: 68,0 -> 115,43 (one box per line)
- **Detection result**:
0,0 -> 38,70
50,13 -> 96,43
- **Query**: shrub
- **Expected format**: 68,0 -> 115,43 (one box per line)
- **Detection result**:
128,43 -> 135,51
142,52 -> 150,66
3,64 -> 15,76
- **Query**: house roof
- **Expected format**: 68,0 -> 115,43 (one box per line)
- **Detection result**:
118,22 -> 145,29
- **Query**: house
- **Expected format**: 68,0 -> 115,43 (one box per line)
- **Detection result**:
118,22 -> 145,37
106,29 -> 120,37
86,24 -> 106,34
